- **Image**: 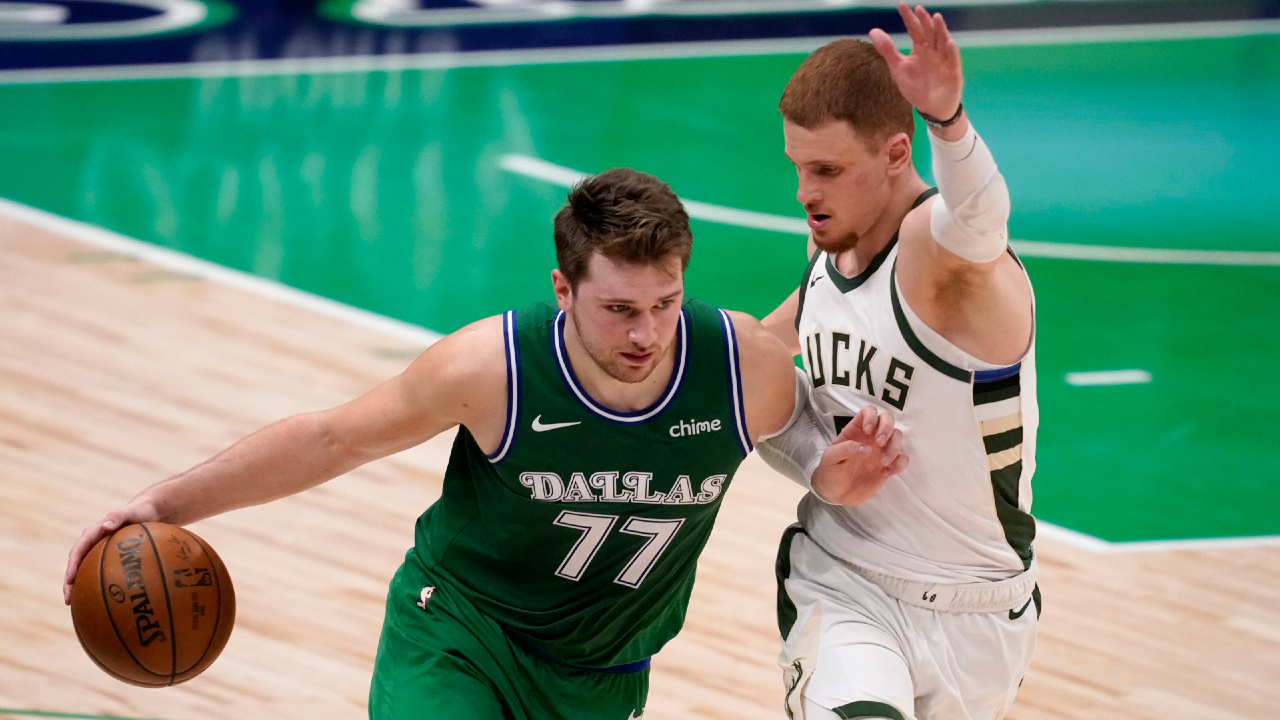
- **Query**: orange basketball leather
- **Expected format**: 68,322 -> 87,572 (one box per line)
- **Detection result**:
71,522 -> 235,687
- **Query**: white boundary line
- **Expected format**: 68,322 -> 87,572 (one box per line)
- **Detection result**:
3,194 -> 1278,551
1039,521 -> 1280,554
0,196 -> 443,347
500,154 -> 1280,266
1064,369 -> 1152,386
0,18 -> 1278,85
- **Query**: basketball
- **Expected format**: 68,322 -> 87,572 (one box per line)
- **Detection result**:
70,522 -> 235,687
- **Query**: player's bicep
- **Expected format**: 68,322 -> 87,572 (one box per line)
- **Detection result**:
730,311 -> 801,441
319,316 -> 507,461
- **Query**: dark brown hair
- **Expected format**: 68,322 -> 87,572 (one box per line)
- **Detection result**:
553,168 -> 692,290
779,39 -> 914,144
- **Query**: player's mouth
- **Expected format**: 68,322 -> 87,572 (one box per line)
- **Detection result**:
621,350 -> 654,365
808,213 -> 831,231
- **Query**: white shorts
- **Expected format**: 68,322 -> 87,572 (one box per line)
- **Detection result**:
776,527 -> 1038,720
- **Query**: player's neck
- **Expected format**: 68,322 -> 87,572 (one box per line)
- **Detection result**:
831,175 -> 931,278
561,318 -> 677,413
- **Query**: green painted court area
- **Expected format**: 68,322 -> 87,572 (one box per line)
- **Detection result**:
1,34 -> 1277,543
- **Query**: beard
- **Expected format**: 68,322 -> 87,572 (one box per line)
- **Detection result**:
811,225 -> 861,254
571,312 -> 669,384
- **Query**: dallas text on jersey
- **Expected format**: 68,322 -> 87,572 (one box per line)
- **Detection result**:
519,471 -> 727,505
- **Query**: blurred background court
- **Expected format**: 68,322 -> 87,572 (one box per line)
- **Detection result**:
1,1 -> 1278,719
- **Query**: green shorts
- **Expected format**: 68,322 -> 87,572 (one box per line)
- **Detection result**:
369,550 -> 649,720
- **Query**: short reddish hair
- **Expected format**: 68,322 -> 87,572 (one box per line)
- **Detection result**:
779,39 -> 915,144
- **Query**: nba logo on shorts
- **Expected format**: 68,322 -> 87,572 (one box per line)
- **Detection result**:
416,586 -> 436,610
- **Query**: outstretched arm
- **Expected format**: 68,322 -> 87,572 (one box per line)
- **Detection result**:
63,315 -> 507,603
871,3 -> 1032,365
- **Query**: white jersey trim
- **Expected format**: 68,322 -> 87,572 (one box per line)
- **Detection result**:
552,308 -> 689,424
717,309 -> 753,456
487,310 -> 521,464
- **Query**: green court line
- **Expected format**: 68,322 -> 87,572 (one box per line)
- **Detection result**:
0,709 -> 175,720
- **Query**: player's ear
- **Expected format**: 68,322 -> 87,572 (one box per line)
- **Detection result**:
884,132 -> 913,176
551,269 -> 574,311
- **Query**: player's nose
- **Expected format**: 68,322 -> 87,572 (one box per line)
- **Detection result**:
796,176 -> 821,206
628,313 -> 658,347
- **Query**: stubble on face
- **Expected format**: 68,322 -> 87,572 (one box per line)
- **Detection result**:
571,309 -> 673,384
809,219 -> 861,255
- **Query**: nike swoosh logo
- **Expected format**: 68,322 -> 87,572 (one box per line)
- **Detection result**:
1009,597 -> 1033,620
810,275 -> 823,288
531,415 -> 582,432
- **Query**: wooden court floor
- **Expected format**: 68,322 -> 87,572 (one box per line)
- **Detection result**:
2,215 -> 1278,720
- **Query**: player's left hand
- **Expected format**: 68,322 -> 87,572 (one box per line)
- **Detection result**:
869,2 -> 963,123
810,405 -> 908,506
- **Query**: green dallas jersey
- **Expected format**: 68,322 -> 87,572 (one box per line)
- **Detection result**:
412,299 -> 754,669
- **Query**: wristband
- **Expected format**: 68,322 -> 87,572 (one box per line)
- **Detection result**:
918,103 -> 964,130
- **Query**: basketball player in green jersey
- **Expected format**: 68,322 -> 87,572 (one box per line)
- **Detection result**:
64,168 -> 908,719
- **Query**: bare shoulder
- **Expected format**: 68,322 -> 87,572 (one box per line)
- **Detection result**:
401,314 -> 508,427
723,310 -> 798,439
725,311 -> 793,371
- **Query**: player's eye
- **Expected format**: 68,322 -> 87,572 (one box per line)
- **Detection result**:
608,305 -> 630,313
817,165 -> 839,177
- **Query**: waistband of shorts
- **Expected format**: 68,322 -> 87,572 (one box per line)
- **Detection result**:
836,554 -> 1038,613
512,635 -> 651,675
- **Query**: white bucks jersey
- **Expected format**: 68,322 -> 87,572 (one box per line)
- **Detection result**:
796,223 -> 1037,584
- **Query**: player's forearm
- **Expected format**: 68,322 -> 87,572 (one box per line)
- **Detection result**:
927,111 -> 1010,264
137,412 -> 362,526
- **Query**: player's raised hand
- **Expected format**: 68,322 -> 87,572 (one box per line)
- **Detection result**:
869,2 -> 963,123
811,405 -> 908,506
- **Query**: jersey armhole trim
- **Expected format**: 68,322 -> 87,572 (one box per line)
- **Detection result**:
889,259 -> 973,383
718,309 -> 753,457
487,310 -> 520,464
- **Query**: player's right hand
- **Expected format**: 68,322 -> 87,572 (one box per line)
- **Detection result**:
869,3 -> 963,125
64,498 -> 160,605
811,405 -> 908,506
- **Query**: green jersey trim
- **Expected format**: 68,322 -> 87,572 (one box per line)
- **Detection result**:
825,236 -> 898,294
552,308 -> 689,424
717,308 -> 753,456
487,310 -> 522,464
888,259 -> 973,383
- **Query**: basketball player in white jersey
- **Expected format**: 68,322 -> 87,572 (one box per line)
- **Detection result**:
756,5 -> 1038,720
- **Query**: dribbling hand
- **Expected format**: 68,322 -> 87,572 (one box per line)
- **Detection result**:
63,498 -> 160,605
811,405 -> 909,506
